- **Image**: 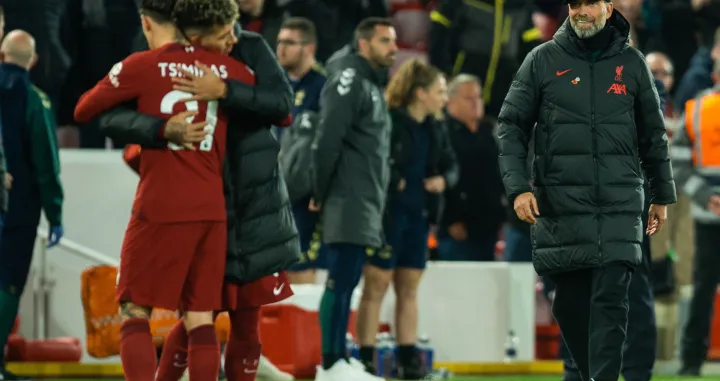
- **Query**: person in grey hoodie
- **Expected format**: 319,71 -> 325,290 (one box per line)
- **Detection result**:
310,17 -> 395,381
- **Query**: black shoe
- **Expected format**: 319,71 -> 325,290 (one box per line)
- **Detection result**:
397,353 -> 427,380
0,369 -> 30,381
678,364 -> 701,377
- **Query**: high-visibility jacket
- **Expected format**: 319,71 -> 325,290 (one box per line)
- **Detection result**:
670,87 -> 720,223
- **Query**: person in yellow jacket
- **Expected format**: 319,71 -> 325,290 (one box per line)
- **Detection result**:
671,60 -> 720,376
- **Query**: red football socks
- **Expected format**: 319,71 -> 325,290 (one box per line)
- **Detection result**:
120,318 -> 157,381
156,320 -> 189,381
225,340 -> 262,381
187,324 -> 221,381
225,307 -> 261,381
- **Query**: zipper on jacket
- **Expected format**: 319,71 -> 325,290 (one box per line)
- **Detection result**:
590,62 -> 601,259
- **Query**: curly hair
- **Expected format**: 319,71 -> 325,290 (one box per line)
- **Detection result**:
386,59 -> 443,109
139,0 -> 176,23
172,0 -> 239,34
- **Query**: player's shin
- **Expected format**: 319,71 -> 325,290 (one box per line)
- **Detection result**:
319,247 -> 366,370
224,307 -> 261,381
225,307 -> 295,381
184,311 -> 220,381
119,302 -> 156,381
156,320 -> 189,381
356,265 -> 391,370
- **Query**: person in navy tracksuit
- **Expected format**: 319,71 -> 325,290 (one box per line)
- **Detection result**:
0,30 -> 64,381
275,18 -> 328,284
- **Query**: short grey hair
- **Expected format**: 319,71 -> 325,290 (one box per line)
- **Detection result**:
448,74 -> 481,97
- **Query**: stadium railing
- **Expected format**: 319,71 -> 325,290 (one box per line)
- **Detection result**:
34,229 -> 119,340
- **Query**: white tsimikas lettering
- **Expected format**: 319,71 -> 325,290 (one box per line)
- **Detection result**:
157,63 -> 229,79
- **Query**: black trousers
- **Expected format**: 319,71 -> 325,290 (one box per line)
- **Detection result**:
550,264 -> 632,381
681,222 -> 720,367
562,235 -> 656,381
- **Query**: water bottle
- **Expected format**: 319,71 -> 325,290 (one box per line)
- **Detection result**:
375,333 -> 395,378
418,334 -> 434,374
345,333 -> 359,359
504,330 -> 519,363
389,334 -> 398,378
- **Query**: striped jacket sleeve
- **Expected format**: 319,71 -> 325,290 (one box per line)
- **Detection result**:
670,115 -> 714,209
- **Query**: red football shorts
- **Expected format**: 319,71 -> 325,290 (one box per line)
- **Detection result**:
221,271 -> 293,311
116,217 -> 227,312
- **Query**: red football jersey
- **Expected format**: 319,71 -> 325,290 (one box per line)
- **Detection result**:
75,43 -> 255,222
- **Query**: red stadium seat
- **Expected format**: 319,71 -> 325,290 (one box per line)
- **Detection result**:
708,289 -> 720,359
392,9 -> 429,50
390,49 -> 428,76
259,304 -> 358,379
23,337 -> 82,362
535,324 -> 561,360
4,334 -> 26,362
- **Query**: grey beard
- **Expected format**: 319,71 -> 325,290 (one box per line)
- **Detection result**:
572,22 -> 604,39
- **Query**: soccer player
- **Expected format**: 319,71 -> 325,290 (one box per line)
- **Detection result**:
74,1 -> 250,380
93,1 -> 296,381
122,148 -> 294,381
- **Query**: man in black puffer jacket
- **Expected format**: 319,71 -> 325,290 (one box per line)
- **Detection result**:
498,1 -> 676,380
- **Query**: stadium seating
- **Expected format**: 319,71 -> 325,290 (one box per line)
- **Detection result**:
391,2 -> 429,50
4,317 -> 81,362
390,49 -> 428,76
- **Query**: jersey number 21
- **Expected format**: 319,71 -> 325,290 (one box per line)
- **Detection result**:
160,90 -> 218,151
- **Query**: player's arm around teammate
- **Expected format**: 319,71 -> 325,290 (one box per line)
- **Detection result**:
356,60 -> 456,380
95,28 -> 293,147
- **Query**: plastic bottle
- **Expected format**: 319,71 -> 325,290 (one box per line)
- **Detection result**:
375,332 -> 394,378
504,330 -> 519,363
345,333 -> 359,359
389,334 -> 398,378
418,334 -> 434,374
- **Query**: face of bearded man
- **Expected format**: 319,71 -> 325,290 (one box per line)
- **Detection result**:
568,0 -> 613,39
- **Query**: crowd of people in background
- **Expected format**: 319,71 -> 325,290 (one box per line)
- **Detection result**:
0,0 -> 712,261
1,0 -> 720,380
0,0 -> 717,255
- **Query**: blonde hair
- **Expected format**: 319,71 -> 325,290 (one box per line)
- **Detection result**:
386,59 -> 443,109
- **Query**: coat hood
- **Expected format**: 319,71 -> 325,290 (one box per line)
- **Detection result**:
553,10 -> 631,59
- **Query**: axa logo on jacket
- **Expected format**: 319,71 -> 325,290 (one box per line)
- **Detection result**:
607,83 -> 627,95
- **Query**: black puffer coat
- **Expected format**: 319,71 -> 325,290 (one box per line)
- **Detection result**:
498,12 -> 676,275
